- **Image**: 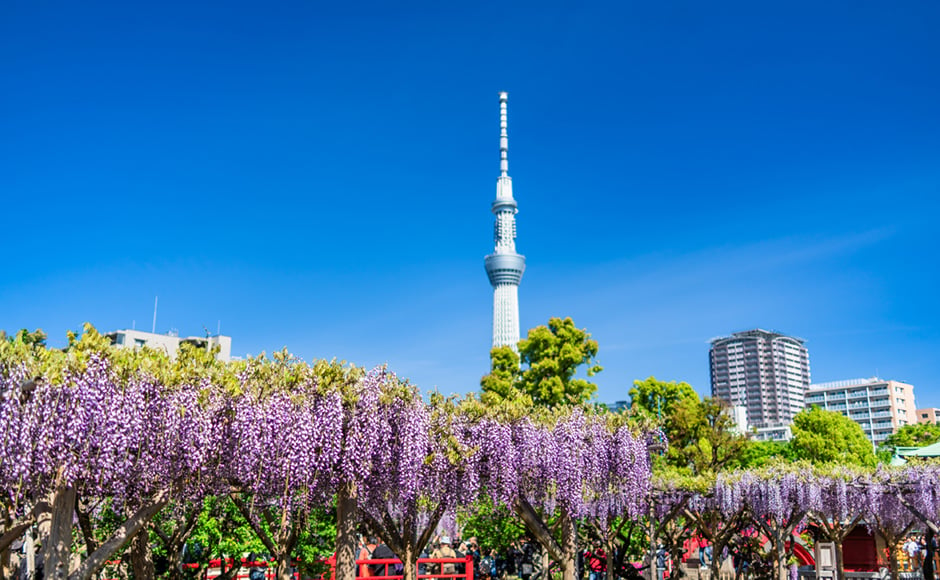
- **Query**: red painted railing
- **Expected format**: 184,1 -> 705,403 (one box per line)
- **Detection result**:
179,555 -> 474,580
322,555 -> 475,580
182,558 -> 301,580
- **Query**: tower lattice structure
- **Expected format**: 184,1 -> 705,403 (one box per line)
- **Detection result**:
484,92 -> 526,351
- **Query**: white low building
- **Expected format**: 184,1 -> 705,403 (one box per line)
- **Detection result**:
105,328 -> 232,361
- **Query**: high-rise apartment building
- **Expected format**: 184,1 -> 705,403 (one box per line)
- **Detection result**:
484,92 -> 525,350
806,378 -> 916,444
709,329 -> 810,429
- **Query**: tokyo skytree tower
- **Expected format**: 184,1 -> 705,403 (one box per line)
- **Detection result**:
484,92 -> 526,351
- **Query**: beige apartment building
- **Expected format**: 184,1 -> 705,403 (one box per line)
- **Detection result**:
917,407 -> 940,425
805,378 -> 917,445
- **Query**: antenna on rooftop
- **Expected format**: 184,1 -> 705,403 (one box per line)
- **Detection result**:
152,296 -> 158,334
217,320 -> 221,335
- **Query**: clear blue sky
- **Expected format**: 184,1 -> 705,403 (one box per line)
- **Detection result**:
2,0 -> 939,407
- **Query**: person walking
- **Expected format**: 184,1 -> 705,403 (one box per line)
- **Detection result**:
585,542 -> 606,580
432,537 -> 458,580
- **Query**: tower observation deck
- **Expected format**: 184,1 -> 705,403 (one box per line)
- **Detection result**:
484,92 -> 526,350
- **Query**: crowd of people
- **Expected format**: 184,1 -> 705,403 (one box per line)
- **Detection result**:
902,533 -> 938,572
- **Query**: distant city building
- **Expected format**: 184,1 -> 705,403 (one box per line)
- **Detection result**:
105,329 -> 232,361
605,400 -> 629,414
709,329 -> 810,429
916,407 -> 940,425
484,92 -> 525,351
728,404 -> 749,435
754,424 -> 793,442
806,378 -> 916,444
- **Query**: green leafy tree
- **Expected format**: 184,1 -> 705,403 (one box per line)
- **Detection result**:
880,423 -> 940,449
790,406 -> 876,467
458,497 -> 525,553
186,496 -> 266,580
667,397 -> 749,475
0,328 -> 48,347
629,378 -> 747,475
480,317 -> 602,408
479,347 -> 524,405
294,507 -> 338,579
737,440 -> 794,469
628,377 -> 697,421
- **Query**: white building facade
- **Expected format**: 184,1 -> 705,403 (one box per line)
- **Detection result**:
484,92 -> 526,350
805,378 -> 917,444
105,329 -> 232,361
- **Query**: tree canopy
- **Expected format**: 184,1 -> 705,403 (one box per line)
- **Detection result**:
790,406 -> 877,467
881,422 -> 940,449
628,378 -> 748,475
480,317 -> 602,408
628,376 -> 697,421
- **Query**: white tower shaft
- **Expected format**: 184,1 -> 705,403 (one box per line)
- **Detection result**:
484,92 -> 526,350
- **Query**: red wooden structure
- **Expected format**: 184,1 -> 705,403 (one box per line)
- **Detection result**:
183,555 -> 475,580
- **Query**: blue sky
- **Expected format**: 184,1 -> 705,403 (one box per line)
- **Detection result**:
2,0 -> 939,407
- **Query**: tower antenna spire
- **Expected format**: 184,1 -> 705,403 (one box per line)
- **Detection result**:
499,91 -> 509,177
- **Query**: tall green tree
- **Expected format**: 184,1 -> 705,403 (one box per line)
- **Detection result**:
668,397 -> 749,475
480,317 -> 602,408
628,378 -> 747,475
790,406 -> 876,467
458,497 -> 525,553
628,377 -> 697,421
736,440 -> 794,469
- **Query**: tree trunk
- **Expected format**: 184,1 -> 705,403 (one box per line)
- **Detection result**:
129,528 -> 155,580
605,546 -> 615,580
1,545 -> 12,580
218,556 -> 240,580
709,552 -> 721,580
275,553 -> 293,580
399,545 -> 417,580
560,511 -> 578,580
834,541 -> 845,580
923,528 -> 935,580
45,485 -> 77,580
774,537 -> 787,580
335,483 -> 359,580
0,501 -> 49,555
157,509 -> 200,580
888,544 -> 900,580
70,489 -> 170,580
663,522 -> 686,580
165,548 -> 184,580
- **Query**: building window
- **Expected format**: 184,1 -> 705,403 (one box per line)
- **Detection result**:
134,339 -> 146,348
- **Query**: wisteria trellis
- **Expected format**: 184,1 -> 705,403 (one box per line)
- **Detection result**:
2,339 -> 940,580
